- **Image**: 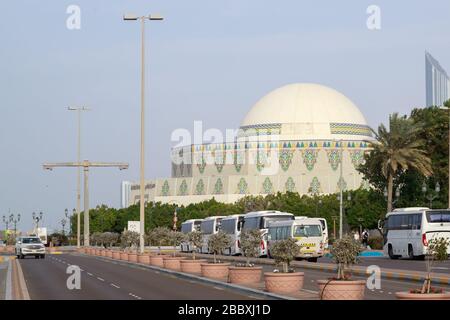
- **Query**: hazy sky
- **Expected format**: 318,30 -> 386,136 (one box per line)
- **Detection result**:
1,0 -> 449,232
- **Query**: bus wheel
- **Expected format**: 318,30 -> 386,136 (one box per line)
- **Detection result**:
408,245 -> 414,260
388,245 -> 399,260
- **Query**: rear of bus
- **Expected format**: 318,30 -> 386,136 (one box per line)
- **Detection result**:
422,209 -> 450,255
293,220 -> 325,262
221,216 -> 244,256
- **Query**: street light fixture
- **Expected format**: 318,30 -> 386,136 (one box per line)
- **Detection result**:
32,211 -> 44,233
422,181 -> 440,208
9,213 -> 20,237
123,12 -> 164,254
384,186 -> 401,209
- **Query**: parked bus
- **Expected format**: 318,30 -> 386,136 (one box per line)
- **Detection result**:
242,211 -> 294,256
267,218 -> 325,262
221,215 -> 245,256
180,219 -> 203,252
200,216 -> 225,254
379,207 -> 450,259
295,217 -> 329,249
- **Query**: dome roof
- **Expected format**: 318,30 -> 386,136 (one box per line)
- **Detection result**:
240,83 -> 372,141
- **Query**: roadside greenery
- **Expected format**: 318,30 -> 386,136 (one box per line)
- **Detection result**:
331,236 -> 362,280
207,231 -> 232,263
239,229 -> 263,267
187,231 -> 203,260
270,238 -> 299,273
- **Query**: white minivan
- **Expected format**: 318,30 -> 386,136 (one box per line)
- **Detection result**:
267,218 -> 325,262
200,216 -> 225,254
380,207 -> 450,259
180,219 -> 203,252
221,214 -> 245,256
242,211 -> 294,256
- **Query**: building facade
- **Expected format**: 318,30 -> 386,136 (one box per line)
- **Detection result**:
124,83 -> 373,207
426,51 -> 450,107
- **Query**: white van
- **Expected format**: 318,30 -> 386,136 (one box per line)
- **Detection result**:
180,219 -> 203,252
221,215 -> 245,256
200,216 -> 225,254
267,218 -> 325,262
380,207 -> 450,259
295,216 -> 329,249
243,211 -> 294,256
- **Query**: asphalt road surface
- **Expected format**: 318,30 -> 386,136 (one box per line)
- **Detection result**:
19,254 -> 258,300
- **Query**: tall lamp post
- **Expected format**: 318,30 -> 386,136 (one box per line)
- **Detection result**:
422,181 -> 440,208
32,211 -> 44,234
61,218 -> 67,236
9,214 -> 20,238
68,106 -> 89,248
123,13 -> 164,254
2,215 -> 10,239
384,186 -> 400,210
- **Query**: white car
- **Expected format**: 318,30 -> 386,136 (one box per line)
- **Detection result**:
16,236 -> 46,259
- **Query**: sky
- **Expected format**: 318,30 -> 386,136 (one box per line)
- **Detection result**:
1,0 -> 449,232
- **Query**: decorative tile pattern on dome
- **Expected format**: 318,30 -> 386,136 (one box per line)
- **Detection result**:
161,180 -> 170,196
214,150 -> 225,173
213,178 -> 224,194
178,179 -> 189,196
326,149 -> 341,171
308,177 -> 322,194
195,179 -> 205,195
330,123 -> 372,137
279,149 -> 294,172
301,149 -> 319,171
262,177 -> 274,194
336,177 -> 347,193
285,177 -> 296,192
349,150 -> 365,168
236,178 -> 249,194
238,123 -> 282,137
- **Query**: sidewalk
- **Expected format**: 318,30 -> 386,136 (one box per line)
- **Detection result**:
0,254 -> 30,300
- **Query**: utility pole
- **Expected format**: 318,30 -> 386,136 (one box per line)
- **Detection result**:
68,106 -> 89,248
32,211 -> 43,234
338,140 -> 344,239
43,160 -> 128,246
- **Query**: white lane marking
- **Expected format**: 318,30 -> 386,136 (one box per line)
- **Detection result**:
214,286 -> 224,290
80,269 -> 84,272
111,283 -> 120,289
388,292 -> 393,295
129,293 -> 142,299
87,272 -> 93,276
97,277 -> 105,282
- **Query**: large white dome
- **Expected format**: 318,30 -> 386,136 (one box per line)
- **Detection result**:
240,83 -> 372,141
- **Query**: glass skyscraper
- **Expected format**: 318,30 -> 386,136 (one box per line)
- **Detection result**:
426,51 -> 450,107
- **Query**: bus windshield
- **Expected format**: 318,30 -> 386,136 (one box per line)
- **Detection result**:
426,211 -> 450,223
294,225 -> 322,237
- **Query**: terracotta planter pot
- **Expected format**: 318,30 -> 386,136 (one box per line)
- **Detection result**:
7,246 -> 15,253
128,253 -> 138,262
0,246 -> 5,253
264,272 -> 304,294
201,263 -> 231,280
95,249 -> 102,256
120,252 -> 129,261
396,291 -> 450,300
138,254 -> 151,264
112,251 -> 121,260
180,259 -> 207,274
229,266 -> 263,284
150,255 -> 168,267
163,257 -> 187,271
86,248 -> 93,255
106,250 -> 113,258
317,280 -> 365,300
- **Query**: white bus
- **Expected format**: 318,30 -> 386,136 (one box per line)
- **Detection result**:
267,218 -> 325,262
221,215 -> 245,256
180,219 -> 203,252
380,207 -> 450,260
242,211 -> 294,256
200,216 -> 225,254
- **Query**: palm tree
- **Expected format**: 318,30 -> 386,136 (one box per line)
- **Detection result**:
370,113 -> 432,213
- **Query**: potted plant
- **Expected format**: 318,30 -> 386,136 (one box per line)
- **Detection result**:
317,235 -> 365,300
149,227 -> 171,267
137,232 -> 152,264
200,231 -> 232,279
229,230 -> 263,284
163,231 -> 187,270
180,231 -> 207,274
122,230 -> 140,262
396,237 -> 450,300
102,232 -> 119,258
264,238 -> 304,294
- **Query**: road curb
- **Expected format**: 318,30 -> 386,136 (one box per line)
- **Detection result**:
76,253 -> 303,300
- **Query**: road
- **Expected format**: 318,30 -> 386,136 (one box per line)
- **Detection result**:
19,254 -> 258,300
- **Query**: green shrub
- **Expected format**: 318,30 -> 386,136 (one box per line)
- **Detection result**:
367,236 -> 383,250
270,238 -> 299,273
208,231 -> 232,263
187,231 -> 203,260
240,229 -> 262,266
331,236 -> 362,280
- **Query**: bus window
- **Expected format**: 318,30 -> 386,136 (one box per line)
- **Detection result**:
427,211 -> 450,223
221,219 -> 236,234
276,227 -> 282,240
269,228 -> 277,240
294,225 -> 322,237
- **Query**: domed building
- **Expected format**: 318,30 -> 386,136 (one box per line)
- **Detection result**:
123,83 -> 373,207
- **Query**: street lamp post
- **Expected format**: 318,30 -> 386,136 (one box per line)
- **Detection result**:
384,186 -> 400,210
68,106 -> 89,248
2,215 -> 10,239
422,181 -> 440,209
9,214 -> 20,238
123,12 -> 164,254
61,218 -> 67,236
32,211 -> 44,234
43,161 -> 129,246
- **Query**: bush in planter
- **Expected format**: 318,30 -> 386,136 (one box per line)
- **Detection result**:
102,232 -> 119,249
120,230 -> 140,253
239,229 -> 263,266
208,231 -> 232,263
270,238 -> 300,273
148,227 -> 171,255
330,236 -> 362,280
187,230 -> 203,260
168,231 -> 186,257
420,237 -> 449,294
